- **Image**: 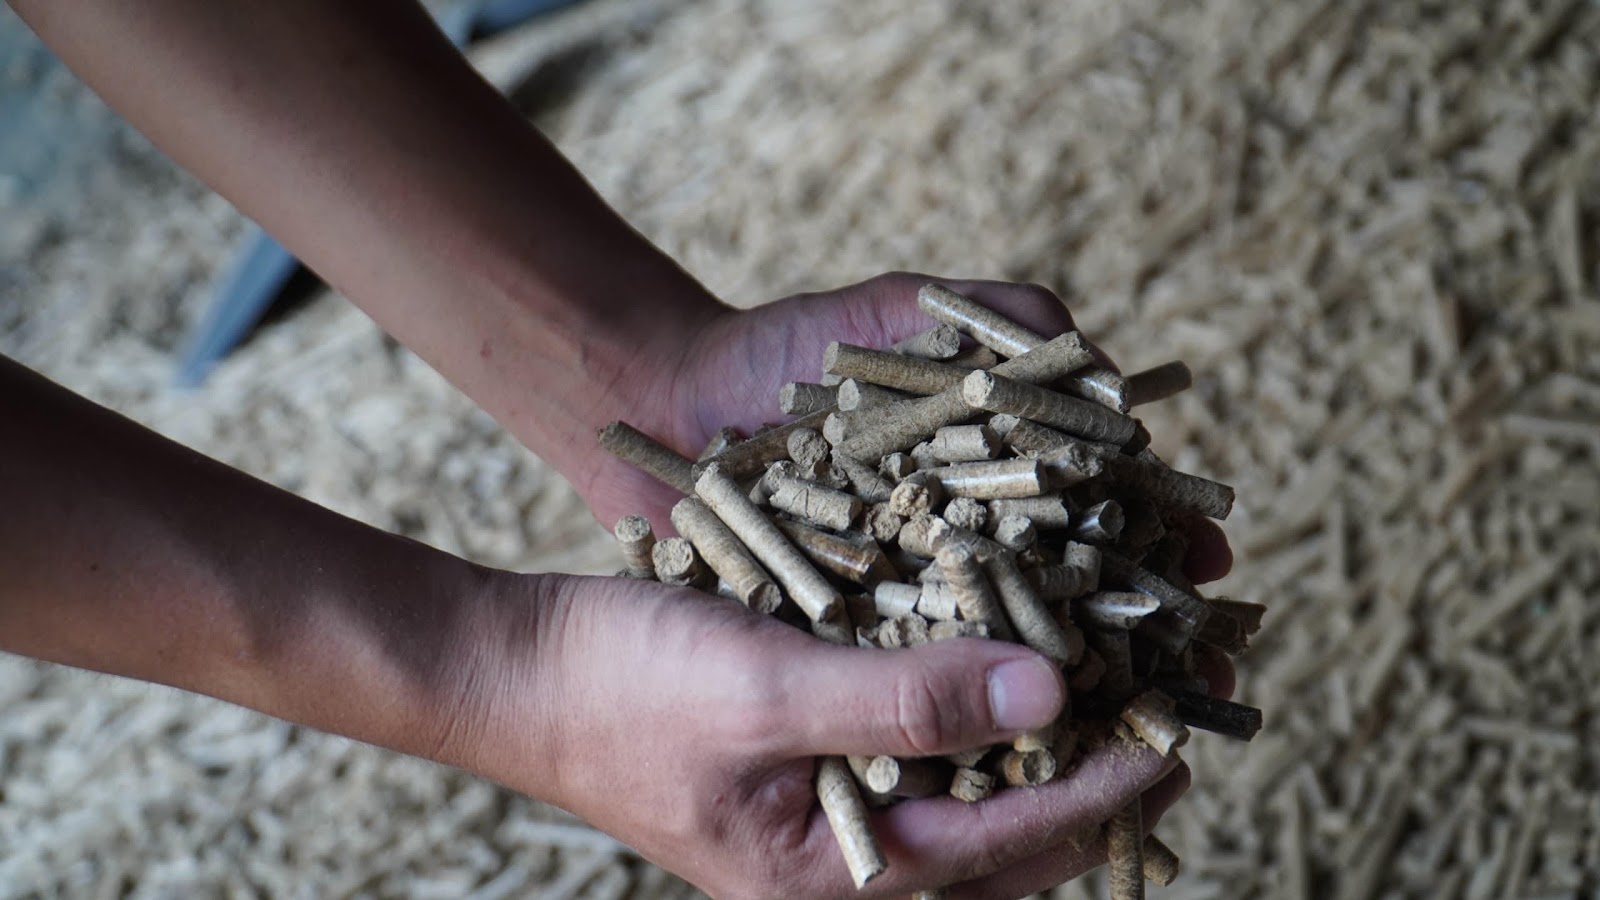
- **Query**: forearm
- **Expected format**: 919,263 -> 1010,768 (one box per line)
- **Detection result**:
0,356 -> 530,765
12,0 -> 722,480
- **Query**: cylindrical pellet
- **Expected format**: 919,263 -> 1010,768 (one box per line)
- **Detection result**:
993,515 -> 1037,554
824,342 -> 974,395
949,767 -> 995,803
597,422 -> 696,494
929,424 -> 1000,462
698,409 -> 833,480
987,495 -> 1073,529
1126,361 -> 1194,407
936,541 -> 1015,641
1104,455 -> 1235,520
669,498 -> 782,614
922,459 -> 1047,499
1107,800 -> 1146,900
879,452 -> 917,480
779,382 -> 836,416
766,470 -> 862,531
1119,690 -> 1190,757
916,284 -> 1040,357
836,331 -> 1096,460
872,582 -> 922,618
697,426 -> 741,462
999,748 -> 1058,786
1072,499 -> 1125,543
865,756 -> 949,798
1072,591 -> 1160,630
651,537 -> 703,587
831,451 -> 894,503
613,515 -> 656,579
898,514 -> 954,559
916,580 -> 961,621
962,371 -> 1139,446
694,465 -> 841,621
1027,563 -> 1097,602
773,518 -> 892,586
816,757 -> 887,888
1142,836 -> 1181,886
891,322 -> 962,359
984,551 -> 1080,665
889,473 -> 945,518
787,427 -> 831,473
838,379 -> 912,411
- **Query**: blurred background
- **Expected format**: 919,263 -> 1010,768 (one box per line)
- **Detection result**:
3,0 -> 1598,897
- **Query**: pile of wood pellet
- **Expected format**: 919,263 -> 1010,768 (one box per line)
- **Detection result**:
600,284 -> 1263,898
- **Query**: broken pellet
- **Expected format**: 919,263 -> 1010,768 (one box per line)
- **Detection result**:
786,427 -> 831,474
929,424 -> 1000,462
695,465 -> 841,622
651,537 -> 704,588
811,610 -> 857,646
877,613 -> 932,648
962,370 -> 1140,446
948,344 -> 1000,369
1063,367 -> 1131,413
1119,690 -> 1190,757
836,330 -> 1096,460
987,495 -> 1073,529
698,426 -> 741,462
824,342 -> 975,395
1036,442 -> 1107,488
1101,552 -> 1211,640
765,468 -> 862,531
1072,499 -> 1125,543
698,409 -> 834,480
949,767 -> 995,803
889,473 -> 945,518
830,450 -> 894,503
999,748 -> 1058,786
1107,800 -> 1146,900
984,550 -> 1081,665
865,756 -> 949,798
942,496 -> 989,532
1125,361 -> 1193,407
780,382 -> 836,416
936,541 -> 1016,641
1209,597 -> 1266,634
891,322 -> 962,359
879,452 -> 917,481
597,422 -> 696,494
816,757 -> 887,888
669,498 -> 782,614
773,518 -> 893,585
613,515 -> 656,579
923,458 -> 1047,499
1142,835 -> 1181,886
1065,541 -> 1102,585
838,378 -> 912,411
899,514 -> 954,558
862,502 -> 904,543
993,514 -> 1037,553
1072,591 -> 1160,630
1091,628 -> 1136,705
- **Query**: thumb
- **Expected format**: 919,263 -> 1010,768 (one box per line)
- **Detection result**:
772,638 -> 1066,758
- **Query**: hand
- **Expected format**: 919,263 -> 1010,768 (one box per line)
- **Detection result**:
580,272 -> 1230,583
453,571 -> 1216,899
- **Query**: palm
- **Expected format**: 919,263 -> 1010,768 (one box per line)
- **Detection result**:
583,274 -> 1077,536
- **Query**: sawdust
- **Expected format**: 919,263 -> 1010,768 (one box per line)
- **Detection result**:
3,0 -> 1598,896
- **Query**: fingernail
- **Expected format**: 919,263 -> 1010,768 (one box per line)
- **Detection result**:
987,657 -> 1063,731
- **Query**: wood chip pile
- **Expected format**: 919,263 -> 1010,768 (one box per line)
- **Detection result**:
3,0 -> 1598,897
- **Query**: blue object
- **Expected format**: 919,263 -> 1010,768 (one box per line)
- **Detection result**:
176,0 -> 590,386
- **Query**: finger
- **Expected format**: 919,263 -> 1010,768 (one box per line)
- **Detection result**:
772,638 -> 1066,758
944,762 -> 1192,900
801,741 -> 1178,897
1191,643 -> 1237,700
1170,513 -> 1233,584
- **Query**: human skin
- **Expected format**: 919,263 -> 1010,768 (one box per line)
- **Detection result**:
7,1 -> 1232,895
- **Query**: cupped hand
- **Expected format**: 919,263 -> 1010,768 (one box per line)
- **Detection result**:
465,571 -> 1204,899
582,272 -> 1230,584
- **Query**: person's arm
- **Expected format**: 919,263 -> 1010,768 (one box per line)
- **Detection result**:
11,0 -> 721,500
0,355 -> 1197,897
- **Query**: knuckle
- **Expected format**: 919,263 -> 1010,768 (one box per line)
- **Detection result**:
891,663 -> 962,755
